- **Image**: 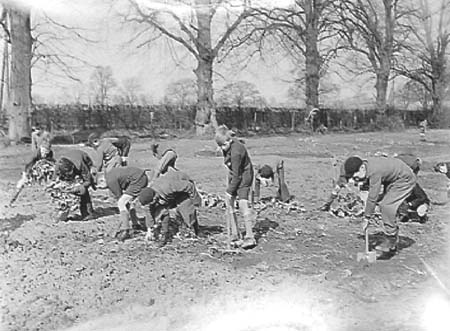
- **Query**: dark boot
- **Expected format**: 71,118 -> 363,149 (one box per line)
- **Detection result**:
130,208 -> 146,231
80,191 -> 95,221
81,202 -> 96,221
115,229 -> 131,241
115,211 -> 132,242
375,232 -> 399,253
157,214 -> 171,248
320,193 -> 337,211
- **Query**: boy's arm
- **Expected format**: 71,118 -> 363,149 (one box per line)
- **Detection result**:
92,143 -> 104,172
365,174 -> 382,217
106,178 -> 122,198
227,149 -> 243,196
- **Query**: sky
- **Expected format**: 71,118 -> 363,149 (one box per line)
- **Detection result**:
2,0 -> 381,106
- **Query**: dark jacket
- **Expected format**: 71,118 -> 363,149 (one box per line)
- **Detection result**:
106,166 -> 147,198
365,157 -> 415,215
111,136 -> 131,156
54,149 -> 93,188
93,139 -> 120,171
151,168 -> 194,204
222,138 -> 253,196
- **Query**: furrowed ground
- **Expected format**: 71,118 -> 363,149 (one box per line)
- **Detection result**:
1,129 -> 450,331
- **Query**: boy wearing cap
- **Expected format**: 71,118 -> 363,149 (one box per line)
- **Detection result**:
150,143 -> 178,180
215,125 -> 257,249
87,133 -> 123,175
110,136 -> 132,166
343,156 -> 416,253
137,168 -> 200,247
105,166 -> 149,241
254,160 -> 290,203
321,153 -> 423,211
53,149 -> 97,222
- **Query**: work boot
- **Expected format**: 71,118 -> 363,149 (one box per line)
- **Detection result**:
320,193 -> 337,212
157,232 -> 171,248
56,210 -> 70,222
241,236 -> 257,249
115,211 -> 132,241
80,202 -> 96,221
115,229 -> 131,242
130,208 -> 146,231
375,233 -> 399,253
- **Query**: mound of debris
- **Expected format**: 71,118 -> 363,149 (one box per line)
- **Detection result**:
45,178 -> 82,217
27,159 -> 55,185
330,191 -> 365,218
198,190 -> 306,213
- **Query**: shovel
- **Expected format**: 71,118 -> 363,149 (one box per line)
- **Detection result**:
357,222 -> 377,263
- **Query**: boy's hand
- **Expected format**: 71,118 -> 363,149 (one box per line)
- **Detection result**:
145,228 -> 155,242
70,184 -> 86,195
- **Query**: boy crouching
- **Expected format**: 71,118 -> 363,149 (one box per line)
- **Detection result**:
137,168 -> 200,248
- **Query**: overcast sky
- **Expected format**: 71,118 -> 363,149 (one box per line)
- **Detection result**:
4,0 -> 377,106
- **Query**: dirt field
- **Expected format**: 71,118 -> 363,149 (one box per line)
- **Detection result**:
1,129 -> 450,331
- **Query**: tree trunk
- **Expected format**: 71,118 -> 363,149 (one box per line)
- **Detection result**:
304,1 -> 320,111
6,3 -> 32,142
194,0 -> 217,136
375,71 -> 389,119
194,58 -> 215,135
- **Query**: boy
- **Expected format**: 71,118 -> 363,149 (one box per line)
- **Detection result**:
137,168 -> 201,247
112,136 -> 131,165
53,149 -> 96,222
321,153 -> 422,211
398,183 -> 430,223
31,124 -> 51,152
87,133 -> 123,174
150,143 -> 177,179
419,119 -> 427,141
433,161 -> 450,197
105,166 -> 149,241
254,160 -> 290,203
343,156 -> 416,254
17,140 -> 55,188
214,125 -> 257,249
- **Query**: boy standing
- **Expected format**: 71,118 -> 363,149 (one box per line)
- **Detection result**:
215,125 -> 257,249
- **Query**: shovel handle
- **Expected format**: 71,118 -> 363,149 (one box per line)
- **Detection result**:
365,226 -> 369,254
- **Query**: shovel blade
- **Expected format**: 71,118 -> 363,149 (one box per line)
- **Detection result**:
357,251 -> 377,263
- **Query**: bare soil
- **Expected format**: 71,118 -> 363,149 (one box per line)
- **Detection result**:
1,129 -> 450,331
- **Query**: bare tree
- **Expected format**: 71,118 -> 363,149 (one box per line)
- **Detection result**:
251,0 -> 341,112
0,1 -> 95,141
1,1 -> 32,142
164,78 -> 197,106
395,0 -> 450,121
397,79 -> 431,110
89,66 -> 116,106
117,0 -> 256,135
115,76 -> 143,105
336,0 -> 410,118
216,80 -> 265,107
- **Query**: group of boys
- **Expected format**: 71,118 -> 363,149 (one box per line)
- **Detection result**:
20,128 -> 201,247
20,124 -> 449,254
